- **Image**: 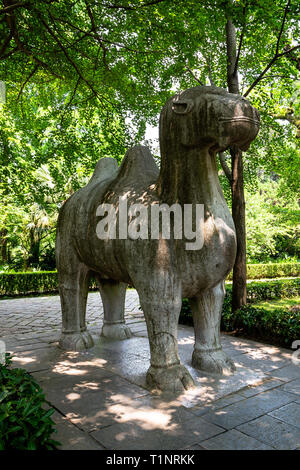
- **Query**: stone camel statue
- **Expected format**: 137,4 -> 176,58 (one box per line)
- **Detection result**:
56,86 -> 260,392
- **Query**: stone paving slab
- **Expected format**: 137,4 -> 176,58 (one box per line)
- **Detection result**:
1,290 -> 300,450
200,388 -> 296,430
52,412 -> 105,450
90,407 -> 224,450
277,378 -> 300,396
236,415 -> 300,450
268,402 -> 300,429
200,429 -> 273,450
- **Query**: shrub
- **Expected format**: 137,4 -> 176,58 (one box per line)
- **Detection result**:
0,355 -> 60,450
221,303 -> 300,347
226,262 -> 300,280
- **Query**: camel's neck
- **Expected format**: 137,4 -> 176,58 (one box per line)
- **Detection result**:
157,146 -> 222,205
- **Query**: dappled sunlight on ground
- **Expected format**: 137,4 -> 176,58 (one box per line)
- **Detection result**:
66,392 -> 82,402
102,403 -> 179,431
52,357 -> 108,376
12,355 -> 36,365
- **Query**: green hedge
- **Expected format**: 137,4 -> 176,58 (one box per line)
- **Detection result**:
179,278 -> 300,347
0,271 -> 99,297
227,262 -> 300,280
0,264 -> 299,297
0,271 -> 58,297
228,277 -> 300,301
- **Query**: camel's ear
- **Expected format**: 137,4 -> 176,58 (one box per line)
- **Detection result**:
172,99 -> 194,115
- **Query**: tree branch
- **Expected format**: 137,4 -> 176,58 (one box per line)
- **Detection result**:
84,0 -> 110,70
219,152 -> 232,183
243,0 -> 297,97
60,76 -> 81,126
233,29 -> 244,78
275,0 -> 290,56
185,65 -> 204,85
273,113 -> 300,137
233,4 -> 247,77
50,15 -> 162,54
16,64 -> 39,101
36,13 -> 117,109
0,2 -> 29,15
3,3 -> 63,79
202,53 -> 215,85
244,45 -> 300,97
99,0 -> 167,10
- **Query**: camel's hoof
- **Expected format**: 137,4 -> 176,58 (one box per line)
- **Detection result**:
146,364 -> 195,393
59,330 -> 94,351
192,348 -> 236,375
101,323 -> 132,340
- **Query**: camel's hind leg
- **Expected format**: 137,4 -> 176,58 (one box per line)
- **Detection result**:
191,280 -> 235,375
96,278 -> 132,340
57,251 -> 94,351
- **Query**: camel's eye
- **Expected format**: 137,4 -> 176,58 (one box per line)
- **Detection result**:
172,99 -> 194,115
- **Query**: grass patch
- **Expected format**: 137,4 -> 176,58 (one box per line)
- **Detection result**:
255,297 -> 300,311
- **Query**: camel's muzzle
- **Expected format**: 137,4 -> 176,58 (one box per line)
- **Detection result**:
218,113 -> 260,151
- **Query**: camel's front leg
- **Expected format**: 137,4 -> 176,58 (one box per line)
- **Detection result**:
138,279 -> 195,393
97,279 -> 132,340
191,281 -> 235,375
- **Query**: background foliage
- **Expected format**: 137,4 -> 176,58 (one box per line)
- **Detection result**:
0,0 -> 299,271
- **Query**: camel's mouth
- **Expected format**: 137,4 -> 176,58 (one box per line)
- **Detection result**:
217,115 -> 260,151
218,116 -> 260,125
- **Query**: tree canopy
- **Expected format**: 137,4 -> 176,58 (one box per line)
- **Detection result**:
0,0 -> 299,279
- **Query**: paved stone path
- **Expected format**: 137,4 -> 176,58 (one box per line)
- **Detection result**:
1,290 -> 300,450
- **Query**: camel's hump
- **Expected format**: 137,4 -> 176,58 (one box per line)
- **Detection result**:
117,145 -> 159,183
88,157 -> 119,185
88,146 -> 159,188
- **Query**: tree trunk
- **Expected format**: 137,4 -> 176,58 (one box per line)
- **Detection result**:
0,229 -> 8,262
230,146 -> 247,310
226,17 -> 247,311
28,231 -> 40,266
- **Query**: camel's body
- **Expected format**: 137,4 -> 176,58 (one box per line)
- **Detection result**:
56,86 -> 259,392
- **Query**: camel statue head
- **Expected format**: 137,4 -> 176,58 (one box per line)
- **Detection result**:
159,86 -> 260,154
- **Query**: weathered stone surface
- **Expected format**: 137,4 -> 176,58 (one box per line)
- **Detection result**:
52,412 -> 105,450
237,415 -> 300,450
90,408 -> 224,450
267,364 -> 300,382
200,389 -> 295,429
56,86 -> 260,391
200,429 -> 272,450
269,402 -> 300,429
238,378 -> 286,398
278,378 -> 300,396
40,374 -> 150,432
